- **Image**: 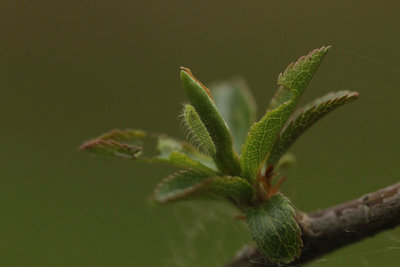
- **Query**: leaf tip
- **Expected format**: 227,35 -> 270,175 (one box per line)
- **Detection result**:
284,45 -> 331,74
180,66 -> 191,76
349,91 -> 360,99
180,67 -> 214,100
79,139 -> 102,151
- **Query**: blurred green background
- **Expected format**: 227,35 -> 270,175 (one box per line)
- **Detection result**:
1,1 -> 399,266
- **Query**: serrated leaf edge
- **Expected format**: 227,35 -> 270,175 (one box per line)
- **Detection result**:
79,139 -> 142,159
278,46 -> 331,81
267,90 -> 359,165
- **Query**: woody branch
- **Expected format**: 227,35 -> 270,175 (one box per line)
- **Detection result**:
225,182 -> 400,267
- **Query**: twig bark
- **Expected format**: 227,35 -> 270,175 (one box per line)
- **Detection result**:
225,182 -> 400,267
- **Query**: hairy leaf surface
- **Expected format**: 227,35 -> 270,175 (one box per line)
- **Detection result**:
240,46 -> 330,183
245,194 -> 302,264
211,77 -> 257,153
154,171 -> 254,204
181,104 -> 216,156
180,67 -> 241,175
268,90 -> 359,165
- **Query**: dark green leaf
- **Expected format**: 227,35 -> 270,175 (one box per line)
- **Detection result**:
240,46 -> 330,183
154,170 -> 254,204
180,67 -> 241,175
211,77 -> 257,153
245,194 -> 302,264
267,90 -> 359,165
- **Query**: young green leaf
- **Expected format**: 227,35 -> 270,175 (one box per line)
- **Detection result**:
245,194 -> 302,264
181,104 -> 216,156
211,77 -> 257,153
154,170 -> 254,204
80,129 -> 218,173
79,139 -> 142,159
273,46 -> 331,109
267,90 -> 359,165
240,46 -> 330,183
180,67 -> 241,175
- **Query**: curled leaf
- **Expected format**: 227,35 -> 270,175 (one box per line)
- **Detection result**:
181,104 -> 216,156
180,67 -> 241,175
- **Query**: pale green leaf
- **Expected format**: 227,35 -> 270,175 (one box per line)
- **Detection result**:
245,194 -> 302,264
180,67 -> 241,175
181,104 -> 216,156
154,170 -> 254,204
267,90 -> 359,165
156,136 -> 218,171
240,46 -> 330,183
211,77 -> 257,153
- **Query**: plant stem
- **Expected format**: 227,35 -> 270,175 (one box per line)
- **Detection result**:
224,182 -> 400,267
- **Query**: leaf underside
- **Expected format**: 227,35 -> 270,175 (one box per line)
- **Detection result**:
240,46 -> 330,183
245,194 -> 302,264
79,129 -> 146,159
267,90 -> 359,165
181,104 -> 216,156
154,170 -> 254,204
79,139 -> 142,159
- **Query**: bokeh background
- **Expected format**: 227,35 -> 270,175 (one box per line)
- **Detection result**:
1,1 -> 399,266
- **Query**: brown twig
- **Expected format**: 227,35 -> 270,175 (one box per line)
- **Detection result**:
225,182 -> 400,267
